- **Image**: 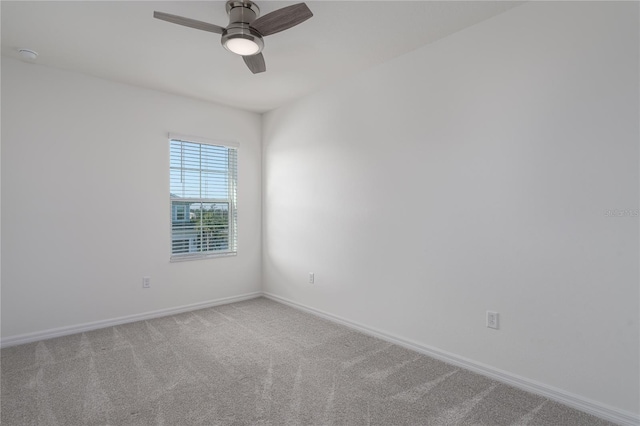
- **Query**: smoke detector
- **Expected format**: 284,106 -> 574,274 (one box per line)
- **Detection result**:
18,49 -> 38,60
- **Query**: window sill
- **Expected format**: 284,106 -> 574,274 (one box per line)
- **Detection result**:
170,251 -> 237,262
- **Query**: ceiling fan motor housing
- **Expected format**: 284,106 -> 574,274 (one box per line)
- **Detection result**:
222,0 -> 264,55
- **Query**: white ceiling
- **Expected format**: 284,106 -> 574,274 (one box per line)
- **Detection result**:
1,1 -> 522,113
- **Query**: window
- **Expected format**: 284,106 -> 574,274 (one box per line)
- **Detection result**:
169,135 -> 237,260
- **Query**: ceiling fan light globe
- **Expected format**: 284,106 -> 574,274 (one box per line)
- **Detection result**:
222,25 -> 264,56
225,37 -> 260,56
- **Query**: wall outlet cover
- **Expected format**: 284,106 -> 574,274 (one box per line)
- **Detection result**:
487,311 -> 499,329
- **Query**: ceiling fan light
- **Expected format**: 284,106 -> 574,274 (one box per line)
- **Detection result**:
222,25 -> 264,56
225,37 -> 260,56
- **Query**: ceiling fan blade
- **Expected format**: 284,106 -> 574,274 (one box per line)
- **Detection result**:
250,3 -> 313,36
153,11 -> 224,34
243,53 -> 266,74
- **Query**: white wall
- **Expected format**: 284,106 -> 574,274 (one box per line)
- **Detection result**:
263,1 -> 639,416
1,57 -> 262,338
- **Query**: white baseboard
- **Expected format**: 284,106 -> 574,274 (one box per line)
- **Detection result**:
0,292 -> 262,348
263,292 -> 639,426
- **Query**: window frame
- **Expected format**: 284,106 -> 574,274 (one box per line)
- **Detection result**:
168,133 -> 238,262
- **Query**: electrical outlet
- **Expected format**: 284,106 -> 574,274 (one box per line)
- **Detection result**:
143,276 -> 151,289
309,272 -> 315,284
487,311 -> 499,329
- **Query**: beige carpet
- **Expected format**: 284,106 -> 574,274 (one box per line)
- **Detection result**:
1,297 -> 614,425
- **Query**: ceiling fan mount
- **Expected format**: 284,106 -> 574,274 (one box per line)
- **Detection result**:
154,1 -> 313,74
225,1 -> 260,20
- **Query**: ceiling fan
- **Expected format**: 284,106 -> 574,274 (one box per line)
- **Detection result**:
154,1 -> 313,74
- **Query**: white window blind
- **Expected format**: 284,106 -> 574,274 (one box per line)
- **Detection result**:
169,136 -> 237,260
